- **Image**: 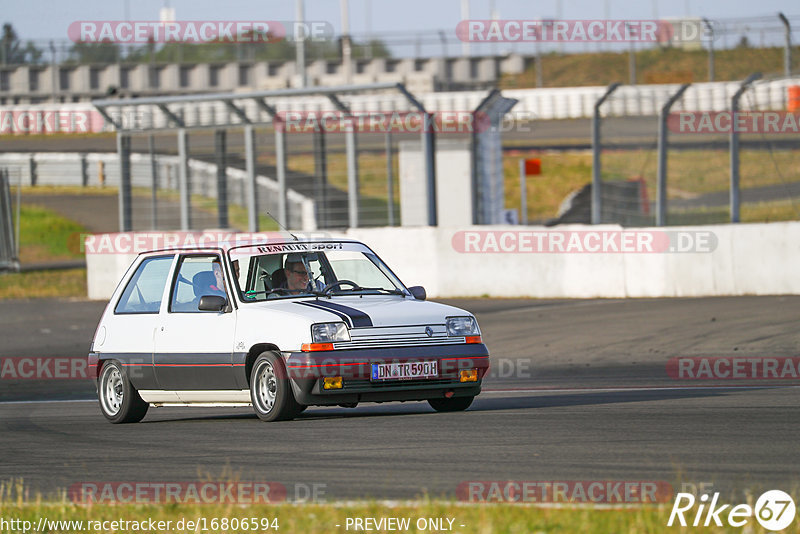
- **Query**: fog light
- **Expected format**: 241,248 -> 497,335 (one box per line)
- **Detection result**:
323,376 -> 343,390
460,369 -> 478,382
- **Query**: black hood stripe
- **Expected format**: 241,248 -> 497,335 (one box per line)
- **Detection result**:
298,300 -> 373,328
297,301 -> 353,327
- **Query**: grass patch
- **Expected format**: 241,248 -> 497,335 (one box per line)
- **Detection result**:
500,45 -> 795,88
13,185 -> 119,197
16,205 -> 87,264
502,150 -> 800,222
1,496 -> 797,533
0,204 -> 88,299
0,269 -> 87,299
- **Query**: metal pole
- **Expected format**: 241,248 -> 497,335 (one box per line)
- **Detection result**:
779,13 -> 791,77
245,124 -> 260,232
148,135 -> 158,230
386,131 -> 395,226
422,114 -> 437,226
340,0 -> 353,85
535,36 -> 543,88
295,0 -> 307,87
703,18 -> 714,82
215,130 -> 229,229
15,169 -> 21,259
591,83 -> 621,224
273,126 -> 288,230
627,23 -> 636,85
313,126 -> 327,229
730,73 -> 762,223
116,133 -> 132,232
461,0 -> 470,57
519,159 -> 528,225
656,83 -> 690,226
345,127 -> 359,228
177,128 -> 191,230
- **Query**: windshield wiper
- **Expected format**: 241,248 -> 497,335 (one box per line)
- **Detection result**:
355,287 -> 406,295
244,288 -> 323,298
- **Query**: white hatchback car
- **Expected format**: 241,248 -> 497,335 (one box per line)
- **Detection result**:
89,238 -> 490,423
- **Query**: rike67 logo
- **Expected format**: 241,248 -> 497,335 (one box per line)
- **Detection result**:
668,490 -> 796,531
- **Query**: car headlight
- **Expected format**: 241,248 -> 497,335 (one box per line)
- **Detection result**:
311,322 -> 350,343
446,316 -> 479,336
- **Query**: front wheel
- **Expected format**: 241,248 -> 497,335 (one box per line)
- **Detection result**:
428,396 -> 474,413
250,352 -> 303,422
98,361 -> 148,423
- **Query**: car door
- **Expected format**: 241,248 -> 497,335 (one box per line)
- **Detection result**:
153,253 -> 239,392
102,254 -> 176,391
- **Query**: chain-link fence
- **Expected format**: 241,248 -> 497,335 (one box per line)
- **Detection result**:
580,78 -> 800,226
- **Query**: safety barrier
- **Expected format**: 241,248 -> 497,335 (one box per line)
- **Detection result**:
84,222 -> 800,299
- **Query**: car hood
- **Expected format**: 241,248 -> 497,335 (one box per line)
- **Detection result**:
246,295 -> 472,329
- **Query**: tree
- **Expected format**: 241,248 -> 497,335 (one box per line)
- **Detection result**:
1,23 -> 43,64
68,42 -> 121,64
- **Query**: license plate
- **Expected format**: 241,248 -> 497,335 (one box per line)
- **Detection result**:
371,361 -> 438,381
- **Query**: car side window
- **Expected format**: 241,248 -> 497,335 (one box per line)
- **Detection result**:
170,255 -> 227,313
115,256 -> 174,314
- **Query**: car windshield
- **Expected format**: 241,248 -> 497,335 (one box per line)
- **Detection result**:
228,242 -> 408,302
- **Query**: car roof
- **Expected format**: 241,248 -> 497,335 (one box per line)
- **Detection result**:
137,236 -> 367,256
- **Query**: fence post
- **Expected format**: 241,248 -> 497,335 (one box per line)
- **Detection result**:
386,130 -> 395,226
779,13 -> 791,77
177,128 -> 191,230
313,125 -> 328,229
273,125 -> 288,230
148,135 -> 158,230
116,133 -> 132,232
80,154 -> 89,187
591,83 -> 621,224
245,124 -> 261,232
28,155 -> 37,187
214,130 -> 228,229
730,73 -> 761,223
656,83 -> 690,227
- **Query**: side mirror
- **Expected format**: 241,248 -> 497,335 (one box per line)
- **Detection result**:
408,286 -> 426,301
198,295 -> 227,312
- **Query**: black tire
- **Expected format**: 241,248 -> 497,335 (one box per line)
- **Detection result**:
98,361 -> 148,424
250,352 -> 303,422
428,396 -> 474,413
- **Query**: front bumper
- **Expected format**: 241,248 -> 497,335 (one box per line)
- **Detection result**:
285,343 -> 490,406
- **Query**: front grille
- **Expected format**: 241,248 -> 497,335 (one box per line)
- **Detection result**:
334,324 -> 465,350
343,378 -> 458,389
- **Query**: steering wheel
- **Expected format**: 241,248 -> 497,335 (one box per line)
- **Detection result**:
321,280 -> 361,295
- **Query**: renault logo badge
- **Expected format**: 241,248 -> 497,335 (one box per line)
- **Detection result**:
425,326 -> 434,337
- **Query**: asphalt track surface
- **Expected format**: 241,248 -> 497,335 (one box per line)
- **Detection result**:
1,296 -> 800,500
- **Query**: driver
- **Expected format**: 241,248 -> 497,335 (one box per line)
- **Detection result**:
280,254 -> 324,294
283,255 -> 310,294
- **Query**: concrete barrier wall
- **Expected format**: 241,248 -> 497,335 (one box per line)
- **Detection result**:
85,222 -> 800,300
